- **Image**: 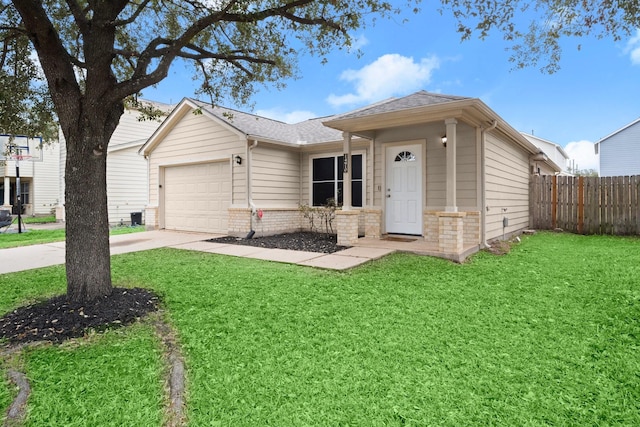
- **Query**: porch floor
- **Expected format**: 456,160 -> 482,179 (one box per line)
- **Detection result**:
352,235 -> 480,263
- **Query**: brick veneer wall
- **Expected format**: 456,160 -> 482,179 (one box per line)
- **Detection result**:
228,207 -> 304,237
424,210 -> 481,252
423,211 -> 439,244
144,206 -> 158,231
364,209 -> 382,238
336,210 -> 360,246
438,212 -> 465,254
462,211 -> 481,246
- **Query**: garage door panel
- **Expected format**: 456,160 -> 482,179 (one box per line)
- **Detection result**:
163,162 -> 230,233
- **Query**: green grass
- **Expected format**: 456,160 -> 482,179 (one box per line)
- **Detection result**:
0,232 -> 638,425
23,324 -> 165,427
22,215 -> 56,224
0,225 -> 144,249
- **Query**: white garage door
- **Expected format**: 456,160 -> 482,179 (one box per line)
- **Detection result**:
163,162 -> 230,233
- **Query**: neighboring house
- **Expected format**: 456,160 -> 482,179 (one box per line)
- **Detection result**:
57,100 -> 174,224
595,117 -> 640,177
140,91 -> 560,261
1,136 -> 60,216
521,133 -> 571,175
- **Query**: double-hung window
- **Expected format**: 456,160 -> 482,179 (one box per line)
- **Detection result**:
312,154 -> 363,207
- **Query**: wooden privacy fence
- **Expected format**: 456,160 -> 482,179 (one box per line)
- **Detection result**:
530,175 -> 640,235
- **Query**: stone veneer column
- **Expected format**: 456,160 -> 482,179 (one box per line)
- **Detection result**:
364,209 -> 382,238
336,210 -> 359,246
423,211 -> 439,244
438,211 -> 466,255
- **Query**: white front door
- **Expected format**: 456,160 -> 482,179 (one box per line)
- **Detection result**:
385,144 -> 423,235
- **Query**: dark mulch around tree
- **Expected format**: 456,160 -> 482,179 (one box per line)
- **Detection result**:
0,288 -> 159,344
208,231 -> 348,254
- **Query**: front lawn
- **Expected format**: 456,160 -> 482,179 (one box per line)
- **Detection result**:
0,225 -> 144,249
0,232 -> 638,425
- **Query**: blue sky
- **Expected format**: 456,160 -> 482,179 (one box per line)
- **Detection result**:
144,4 -> 640,172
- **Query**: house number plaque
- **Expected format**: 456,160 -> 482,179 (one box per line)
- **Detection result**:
343,154 -> 349,173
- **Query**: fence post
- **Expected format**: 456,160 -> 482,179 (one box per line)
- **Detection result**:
578,176 -> 584,234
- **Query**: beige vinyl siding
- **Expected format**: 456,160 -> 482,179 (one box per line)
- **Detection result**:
109,109 -> 167,147
251,145 -> 301,207
148,108 -> 245,209
533,161 -> 557,176
106,146 -> 147,224
232,157 -> 246,207
485,131 -> 531,240
31,142 -> 61,215
455,124 -> 478,209
373,139 -> 384,207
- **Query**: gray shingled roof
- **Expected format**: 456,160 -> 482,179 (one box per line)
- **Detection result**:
189,91 -> 469,145
190,99 -> 342,145
329,91 -> 470,121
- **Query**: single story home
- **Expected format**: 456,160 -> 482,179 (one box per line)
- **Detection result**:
595,117 -> 640,177
140,91 -> 560,261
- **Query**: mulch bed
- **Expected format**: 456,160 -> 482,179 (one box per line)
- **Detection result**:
208,231 -> 348,254
0,288 -> 159,344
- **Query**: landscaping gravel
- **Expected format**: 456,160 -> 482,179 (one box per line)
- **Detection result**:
0,288 -> 159,344
207,231 -> 348,254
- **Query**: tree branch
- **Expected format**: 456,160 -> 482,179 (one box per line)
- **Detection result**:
112,0 -> 153,27
11,0 -> 81,112
64,0 -> 90,33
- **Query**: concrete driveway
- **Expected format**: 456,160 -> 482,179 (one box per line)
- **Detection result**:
0,230 -> 394,274
0,230 -> 214,274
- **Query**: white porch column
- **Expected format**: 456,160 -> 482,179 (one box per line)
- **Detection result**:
342,131 -> 352,211
445,118 -> 458,212
2,176 -> 10,207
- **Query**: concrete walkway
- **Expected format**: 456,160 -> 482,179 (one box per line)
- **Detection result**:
0,229 -> 394,275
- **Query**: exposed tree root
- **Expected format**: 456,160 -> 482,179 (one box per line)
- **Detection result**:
151,314 -> 187,427
5,369 -> 29,426
1,343 -> 34,427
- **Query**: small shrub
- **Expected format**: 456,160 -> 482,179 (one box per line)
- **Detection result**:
299,199 -> 337,236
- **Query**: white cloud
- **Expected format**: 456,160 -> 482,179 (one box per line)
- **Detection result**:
564,140 -> 599,172
326,53 -> 441,107
255,108 -> 316,124
624,30 -> 640,65
349,34 -> 369,51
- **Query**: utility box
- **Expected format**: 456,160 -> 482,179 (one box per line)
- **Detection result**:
130,212 -> 142,226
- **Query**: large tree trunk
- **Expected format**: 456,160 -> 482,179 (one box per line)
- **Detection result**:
64,105 -> 122,302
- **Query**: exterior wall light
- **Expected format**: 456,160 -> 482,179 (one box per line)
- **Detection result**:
441,135 -> 447,147
235,155 -> 242,165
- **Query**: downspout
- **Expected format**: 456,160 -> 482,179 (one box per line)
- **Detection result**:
481,120 -> 497,247
247,139 -> 258,238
